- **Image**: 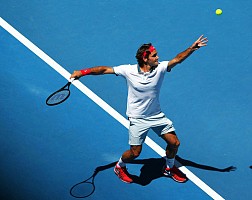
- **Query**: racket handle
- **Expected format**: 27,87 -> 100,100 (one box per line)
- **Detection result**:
69,78 -> 76,83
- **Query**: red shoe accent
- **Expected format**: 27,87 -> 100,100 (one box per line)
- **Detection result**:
114,164 -> 133,183
163,166 -> 187,183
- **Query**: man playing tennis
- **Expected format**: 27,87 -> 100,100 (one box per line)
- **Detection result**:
70,35 -> 208,183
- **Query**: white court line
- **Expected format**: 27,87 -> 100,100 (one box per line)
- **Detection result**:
0,17 -> 224,200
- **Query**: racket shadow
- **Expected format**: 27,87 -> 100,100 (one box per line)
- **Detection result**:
70,161 -> 117,198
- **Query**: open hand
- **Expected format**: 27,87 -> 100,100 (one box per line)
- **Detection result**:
191,35 -> 208,50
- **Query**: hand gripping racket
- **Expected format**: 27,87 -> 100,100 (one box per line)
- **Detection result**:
46,79 -> 75,106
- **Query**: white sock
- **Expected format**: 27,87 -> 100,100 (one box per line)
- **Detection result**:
166,157 -> 175,169
117,157 -> 126,168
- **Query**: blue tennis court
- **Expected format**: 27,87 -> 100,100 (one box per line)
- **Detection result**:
1,1 -> 251,200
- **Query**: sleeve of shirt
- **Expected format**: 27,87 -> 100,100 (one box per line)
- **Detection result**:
158,61 -> 169,73
113,64 -> 130,77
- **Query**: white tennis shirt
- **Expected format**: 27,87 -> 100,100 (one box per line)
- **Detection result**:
113,61 -> 169,118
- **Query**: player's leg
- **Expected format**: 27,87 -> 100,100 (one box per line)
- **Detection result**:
162,132 -> 187,183
150,113 -> 178,166
161,131 -> 180,160
114,145 -> 142,183
114,117 -> 149,183
151,113 -> 187,183
121,145 -> 142,163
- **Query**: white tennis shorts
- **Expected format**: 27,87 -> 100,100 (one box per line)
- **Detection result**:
128,112 -> 175,145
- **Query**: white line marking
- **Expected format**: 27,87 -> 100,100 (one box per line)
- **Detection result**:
0,17 -> 224,200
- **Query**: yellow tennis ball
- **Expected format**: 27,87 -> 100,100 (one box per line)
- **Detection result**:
216,8 -> 222,15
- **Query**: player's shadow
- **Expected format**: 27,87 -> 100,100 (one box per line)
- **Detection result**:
129,156 -> 236,186
70,157 -> 236,198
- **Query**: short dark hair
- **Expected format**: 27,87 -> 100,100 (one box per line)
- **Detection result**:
135,43 -> 152,67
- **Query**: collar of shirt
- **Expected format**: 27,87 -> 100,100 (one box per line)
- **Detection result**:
137,65 -> 156,74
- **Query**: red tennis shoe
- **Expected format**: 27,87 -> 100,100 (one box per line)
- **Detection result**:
162,165 -> 188,183
114,164 -> 133,183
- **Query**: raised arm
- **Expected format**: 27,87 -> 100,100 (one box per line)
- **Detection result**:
167,35 -> 208,72
70,66 -> 115,79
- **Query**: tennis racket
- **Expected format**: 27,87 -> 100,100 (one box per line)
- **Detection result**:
70,169 -> 98,198
46,79 -> 75,106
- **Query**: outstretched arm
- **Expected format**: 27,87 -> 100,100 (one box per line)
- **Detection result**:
70,66 -> 115,79
167,35 -> 208,72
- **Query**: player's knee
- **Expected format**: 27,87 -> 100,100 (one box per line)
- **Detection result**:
174,139 -> 180,148
168,139 -> 180,150
132,150 -> 141,158
171,135 -> 180,147
130,146 -> 142,158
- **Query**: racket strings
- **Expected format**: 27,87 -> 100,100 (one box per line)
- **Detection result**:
46,90 -> 70,105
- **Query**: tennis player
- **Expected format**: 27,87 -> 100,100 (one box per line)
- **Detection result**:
70,35 -> 208,183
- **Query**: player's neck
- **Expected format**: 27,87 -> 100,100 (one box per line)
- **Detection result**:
140,64 -> 152,72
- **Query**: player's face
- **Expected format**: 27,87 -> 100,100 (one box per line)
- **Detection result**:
147,50 -> 159,67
